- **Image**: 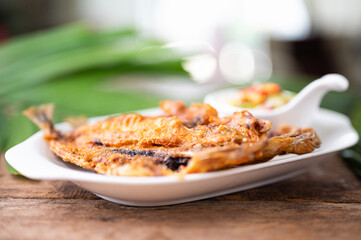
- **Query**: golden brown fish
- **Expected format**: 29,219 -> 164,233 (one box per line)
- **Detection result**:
23,101 -> 320,176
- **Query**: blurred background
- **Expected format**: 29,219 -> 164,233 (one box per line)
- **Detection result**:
1,0 -> 361,84
1,0 -> 361,173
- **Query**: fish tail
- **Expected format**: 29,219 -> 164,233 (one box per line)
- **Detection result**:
23,104 -> 61,139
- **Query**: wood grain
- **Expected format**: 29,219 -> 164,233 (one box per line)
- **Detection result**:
1,153 -> 360,240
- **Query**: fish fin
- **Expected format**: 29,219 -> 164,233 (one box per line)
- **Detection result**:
23,104 -> 60,139
65,115 -> 88,128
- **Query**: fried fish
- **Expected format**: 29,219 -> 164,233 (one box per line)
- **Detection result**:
23,101 -> 320,176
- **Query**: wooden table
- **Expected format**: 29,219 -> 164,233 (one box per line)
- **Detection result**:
1,153 -> 360,240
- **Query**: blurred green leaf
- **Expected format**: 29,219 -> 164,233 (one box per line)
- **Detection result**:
4,72 -> 163,117
341,147 -> 361,179
351,99 -> 361,135
4,111 -> 38,150
6,161 -> 20,175
0,110 -> 7,150
0,23 -> 91,65
0,43 -> 182,95
3,111 -> 39,174
0,27 -> 138,82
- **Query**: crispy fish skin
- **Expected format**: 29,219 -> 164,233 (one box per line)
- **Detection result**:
23,101 -> 320,177
67,108 -> 270,151
23,103 -> 269,176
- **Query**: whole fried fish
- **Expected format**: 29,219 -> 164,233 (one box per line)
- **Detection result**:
23,101 -> 320,176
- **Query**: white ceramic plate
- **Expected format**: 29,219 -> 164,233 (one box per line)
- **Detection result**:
5,108 -> 358,206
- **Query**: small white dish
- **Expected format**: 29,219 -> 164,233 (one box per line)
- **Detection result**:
5,108 -> 358,206
204,74 -> 349,127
